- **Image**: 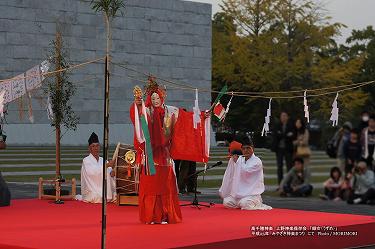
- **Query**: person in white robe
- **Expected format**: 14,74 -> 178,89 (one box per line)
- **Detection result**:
219,138 -> 272,210
79,132 -> 117,203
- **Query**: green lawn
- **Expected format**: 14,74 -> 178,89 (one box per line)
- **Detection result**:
0,160 -> 82,165
4,174 -> 80,182
0,151 -> 87,155
201,167 -> 332,176
0,155 -> 84,159
0,166 -> 81,172
197,175 -> 327,188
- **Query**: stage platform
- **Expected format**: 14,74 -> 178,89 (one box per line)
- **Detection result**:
0,199 -> 374,249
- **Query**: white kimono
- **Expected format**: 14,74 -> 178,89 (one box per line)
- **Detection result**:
80,154 -> 116,203
219,154 -> 272,210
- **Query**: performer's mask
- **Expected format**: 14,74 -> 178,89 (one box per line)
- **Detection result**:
151,92 -> 162,107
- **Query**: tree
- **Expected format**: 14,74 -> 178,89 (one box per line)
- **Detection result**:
213,0 -> 365,142
45,29 -> 79,201
345,26 -> 375,112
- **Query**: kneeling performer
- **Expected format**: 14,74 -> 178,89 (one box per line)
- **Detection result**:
219,138 -> 272,210
80,132 -> 116,203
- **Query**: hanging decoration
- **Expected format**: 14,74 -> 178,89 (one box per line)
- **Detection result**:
0,90 -> 5,118
304,90 -> 310,123
27,92 -> 34,123
193,88 -> 201,129
213,102 -> 225,120
330,93 -> 339,126
47,95 -> 54,121
18,97 -> 24,121
222,92 -> 233,122
0,60 -> 50,123
210,85 -> 228,111
261,98 -> 272,136
213,92 -> 234,122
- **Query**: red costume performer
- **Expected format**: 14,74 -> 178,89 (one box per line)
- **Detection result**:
130,83 -> 182,224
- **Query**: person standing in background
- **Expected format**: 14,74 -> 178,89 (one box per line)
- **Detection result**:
336,122 -> 353,173
272,112 -> 295,185
360,115 -> 375,171
293,118 -> 311,167
343,129 -> 362,174
178,160 -> 199,194
357,111 -> 369,133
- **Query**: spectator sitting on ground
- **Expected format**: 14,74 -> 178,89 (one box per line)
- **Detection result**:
279,157 -> 313,197
320,167 -> 345,201
347,161 -> 375,205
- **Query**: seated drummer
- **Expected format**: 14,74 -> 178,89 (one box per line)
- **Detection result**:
80,132 -> 116,203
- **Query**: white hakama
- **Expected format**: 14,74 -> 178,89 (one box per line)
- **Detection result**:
219,155 -> 272,210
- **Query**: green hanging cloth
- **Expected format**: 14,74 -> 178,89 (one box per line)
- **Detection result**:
140,115 -> 156,175
210,85 -> 228,112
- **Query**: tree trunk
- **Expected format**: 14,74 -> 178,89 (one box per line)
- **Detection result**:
56,125 -> 61,177
55,31 -> 62,178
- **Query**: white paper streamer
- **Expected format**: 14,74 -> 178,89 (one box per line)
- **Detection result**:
304,90 -> 310,123
222,92 -> 234,122
0,60 -> 50,107
10,74 -> 26,101
330,93 -> 339,126
40,60 -> 50,81
0,81 -> 11,104
27,92 -> 34,123
47,95 -> 54,121
0,90 -> 5,118
193,88 -> 201,129
261,98 -> 272,136
25,65 -> 42,91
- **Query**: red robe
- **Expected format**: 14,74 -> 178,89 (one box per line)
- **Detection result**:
130,103 -> 182,224
170,109 -> 209,163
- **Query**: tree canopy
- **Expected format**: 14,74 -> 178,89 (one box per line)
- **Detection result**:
213,0 -> 367,137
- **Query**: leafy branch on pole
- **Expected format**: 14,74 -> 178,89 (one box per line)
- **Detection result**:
89,1 -> 125,248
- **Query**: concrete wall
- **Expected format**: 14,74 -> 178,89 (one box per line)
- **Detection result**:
0,0 -> 212,145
